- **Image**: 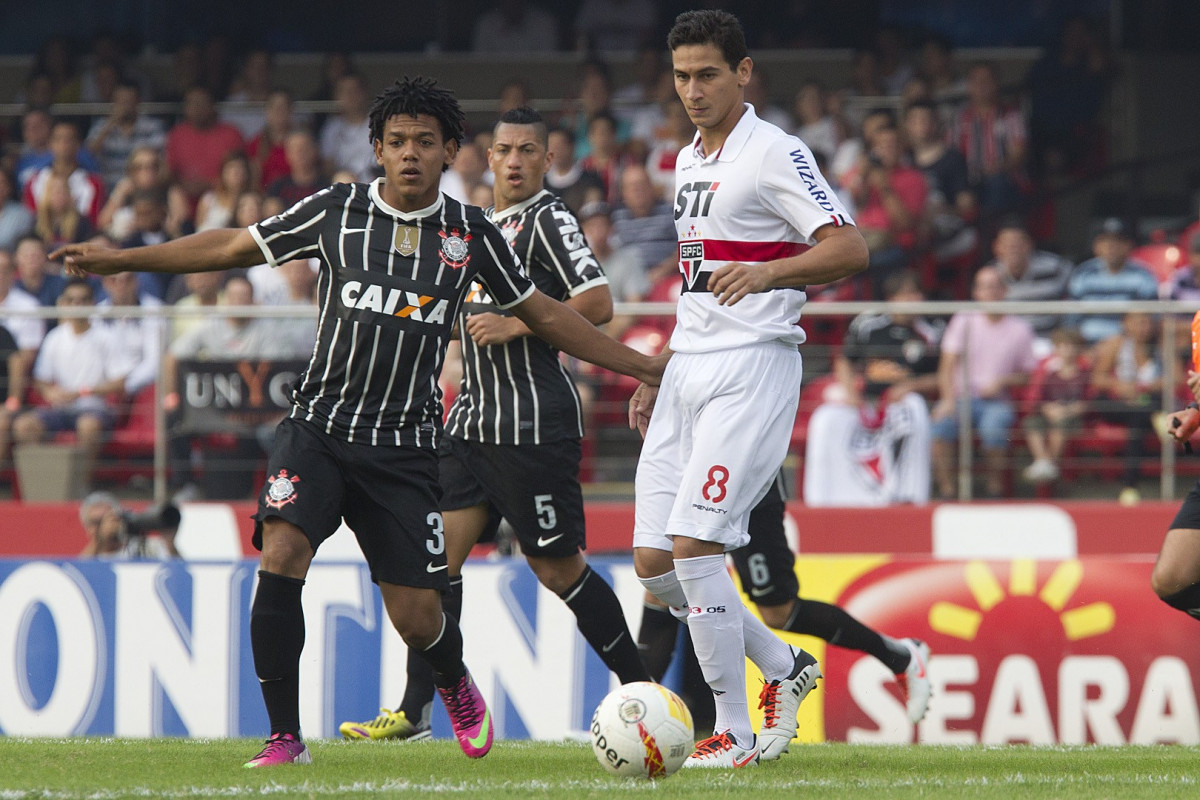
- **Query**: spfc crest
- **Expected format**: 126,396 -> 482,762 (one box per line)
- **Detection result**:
265,468 -> 300,509
679,240 -> 704,288
394,225 -> 420,256
438,228 -> 472,269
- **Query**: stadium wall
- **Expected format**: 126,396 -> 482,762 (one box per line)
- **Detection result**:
2,501 -> 1195,745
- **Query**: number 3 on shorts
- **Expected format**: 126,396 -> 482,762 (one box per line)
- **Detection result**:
426,512 -> 445,555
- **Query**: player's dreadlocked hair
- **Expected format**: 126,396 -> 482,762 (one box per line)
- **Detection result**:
368,76 -> 466,161
667,9 -> 748,70
494,105 -> 548,147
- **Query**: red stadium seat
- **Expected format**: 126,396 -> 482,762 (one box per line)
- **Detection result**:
1130,243 -> 1184,285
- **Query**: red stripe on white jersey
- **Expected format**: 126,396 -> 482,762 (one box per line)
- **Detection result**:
697,239 -> 809,263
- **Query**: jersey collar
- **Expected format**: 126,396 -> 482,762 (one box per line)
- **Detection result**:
369,177 -> 445,219
691,103 -> 758,163
490,189 -> 550,223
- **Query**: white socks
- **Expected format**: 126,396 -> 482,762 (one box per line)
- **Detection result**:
638,570 -> 691,621
740,605 -> 795,681
674,554 -> 753,748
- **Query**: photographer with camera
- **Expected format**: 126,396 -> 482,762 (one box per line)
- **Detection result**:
78,490 -> 181,559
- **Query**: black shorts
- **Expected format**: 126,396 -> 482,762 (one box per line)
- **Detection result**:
253,418 -> 448,589
729,477 -> 799,607
1170,480 -> 1200,531
438,435 -> 586,558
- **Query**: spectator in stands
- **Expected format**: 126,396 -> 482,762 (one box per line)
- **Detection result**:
545,127 -> 604,214
439,140 -> 487,205
85,79 -> 167,190
319,73 -> 376,183
271,259 -> 319,356
96,146 -> 188,242
949,62 -> 1029,218
221,48 -> 275,139
247,89 -> 297,191
987,221 -> 1073,341
497,79 -> 531,116
32,36 -> 82,103
644,98 -> 694,200
792,80 -> 841,162
931,266 -> 1037,499
0,249 -> 43,395
97,270 -> 164,397
1090,311 -> 1163,505
12,278 -> 128,490
79,58 -> 121,105
164,275 -> 304,498
835,270 -> 944,407
1162,232 -> 1200,303
1021,327 -> 1090,484
196,153 -> 252,232
165,85 -> 245,206
579,112 -> 628,206
0,169 -> 35,252
915,35 -> 967,119
171,270 -> 224,342
903,100 -> 977,271
473,0 -> 560,53
0,320 -> 22,464
34,172 -> 93,250
839,48 -> 887,131
1068,217 -> 1158,346
874,25 -> 916,96
78,491 -> 178,559
159,42 -> 201,103
23,121 -> 106,229
611,164 -> 677,295
830,107 -> 894,189
13,234 -> 65,309
844,125 -> 927,296
14,110 -> 54,190
266,130 -> 327,207
743,67 -> 792,131
573,0 -> 655,52
564,61 -> 630,160
615,44 -> 666,114
1026,15 -> 1112,184
120,188 -> 176,300
579,200 -> 642,304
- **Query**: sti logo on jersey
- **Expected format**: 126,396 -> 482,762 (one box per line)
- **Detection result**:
679,241 -> 705,289
674,181 -> 721,221
394,225 -> 420,256
340,280 -> 450,324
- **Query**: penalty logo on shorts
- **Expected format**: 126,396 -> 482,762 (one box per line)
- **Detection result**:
265,468 -> 300,509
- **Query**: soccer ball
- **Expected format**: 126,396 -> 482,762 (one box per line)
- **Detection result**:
590,681 -> 694,779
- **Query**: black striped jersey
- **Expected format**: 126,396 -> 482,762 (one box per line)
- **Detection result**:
248,179 -> 534,447
444,189 -> 608,445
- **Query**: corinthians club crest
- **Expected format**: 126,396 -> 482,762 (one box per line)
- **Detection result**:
394,224 -> 420,256
265,468 -> 300,509
438,228 -> 472,269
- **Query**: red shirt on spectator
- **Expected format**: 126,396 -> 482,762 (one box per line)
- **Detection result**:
24,167 -> 106,228
165,120 -> 244,199
246,133 -> 290,191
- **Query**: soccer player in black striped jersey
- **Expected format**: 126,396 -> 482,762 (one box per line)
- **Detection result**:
54,77 -> 665,767
338,107 -> 650,743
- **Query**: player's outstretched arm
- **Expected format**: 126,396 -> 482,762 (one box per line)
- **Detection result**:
52,228 -> 266,278
708,223 -> 869,306
510,289 -> 667,386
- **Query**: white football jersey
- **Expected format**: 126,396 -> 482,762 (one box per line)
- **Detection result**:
671,104 -> 854,353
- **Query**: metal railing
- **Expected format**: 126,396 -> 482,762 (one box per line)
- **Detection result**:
3,297 -> 1196,503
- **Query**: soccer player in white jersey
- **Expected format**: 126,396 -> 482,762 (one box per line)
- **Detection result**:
629,10 -> 869,768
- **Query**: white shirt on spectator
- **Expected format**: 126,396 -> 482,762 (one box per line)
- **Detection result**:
34,323 -> 127,390
1,286 -> 46,351
96,293 -> 164,395
320,117 -> 377,182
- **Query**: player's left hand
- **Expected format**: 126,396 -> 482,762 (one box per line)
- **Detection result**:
464,312 -> 522,346
708,261 -> 770,306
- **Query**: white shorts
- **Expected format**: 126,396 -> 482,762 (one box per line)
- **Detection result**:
633,342 -> 803,553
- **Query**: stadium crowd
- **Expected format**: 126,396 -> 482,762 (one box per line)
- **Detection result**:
0,8 -> 1195,504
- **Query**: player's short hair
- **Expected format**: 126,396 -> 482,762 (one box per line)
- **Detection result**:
368,76 -> 466,159
495,106 -> 548,148
667,9 -> 748,70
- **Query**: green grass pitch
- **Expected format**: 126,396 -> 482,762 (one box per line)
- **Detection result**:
2,738 -> 1197,798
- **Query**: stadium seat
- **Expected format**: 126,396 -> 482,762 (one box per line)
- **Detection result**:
1130,243 -> 1184,286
